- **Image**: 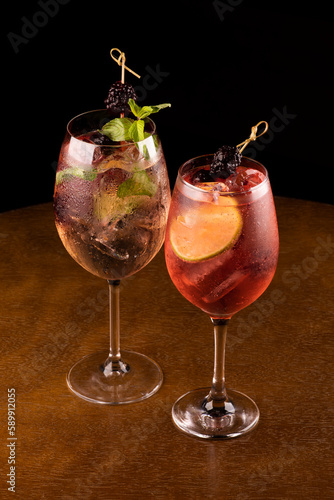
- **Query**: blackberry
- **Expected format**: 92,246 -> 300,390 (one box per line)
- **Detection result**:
89,131 -> 113,145
210,145 -> 242,179
192,168 -> 214,183
104,81 -> 137,114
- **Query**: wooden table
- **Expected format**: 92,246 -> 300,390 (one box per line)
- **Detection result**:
0,197 -> 333,499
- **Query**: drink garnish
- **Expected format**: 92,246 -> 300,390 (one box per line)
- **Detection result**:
210,146 -> 242,179
104,81 -> 138,115
57,47 -> 170,206
88,131 -> 114,145
170,199 -> 242,262
101,99 -> 171,143
105,48 -> 141,116
103,49 -> 170,141
109,48 -> 141,81
195,121 -> 269,185
236,121 -> 268,153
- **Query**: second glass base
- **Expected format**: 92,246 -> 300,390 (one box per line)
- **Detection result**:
67,350 -> 163,405
172,388 -> 259,439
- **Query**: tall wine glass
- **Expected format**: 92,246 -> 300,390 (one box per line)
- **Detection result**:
54,109 -> 171,404
165,155 -> 279,438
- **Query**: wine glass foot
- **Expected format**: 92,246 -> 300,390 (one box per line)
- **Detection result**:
172,388 -> 259,439
67,350 -> 163,405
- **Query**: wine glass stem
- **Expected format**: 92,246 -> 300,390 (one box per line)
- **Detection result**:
102,280 -> 129,376
209,318 -> 230,402
108,280 -> 121,361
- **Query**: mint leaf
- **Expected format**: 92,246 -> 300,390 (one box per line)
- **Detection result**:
134,106 -> 154,120
99,100 -> 170,144
117,170 -> 157,198
56,166 -> 97,185
137,103 -> 171,119
128,99 -> 143,118
128,100 -> 171,120
101,117 -> 133,141
128,120 -> 145,142
94,192 -> 140,222
149,103 -> 171,113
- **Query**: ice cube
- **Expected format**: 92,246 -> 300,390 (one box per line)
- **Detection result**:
242,168 -> 265,187
130,225 -> 152,255
123,144 -> 144,163
224,167 -> 265,192
91,235 -> 130,261
95,145 -> 146,173
195,181 -> 229,192
202,270 -> 248,303
80,219 -> 130,260
86,214 -> 152,262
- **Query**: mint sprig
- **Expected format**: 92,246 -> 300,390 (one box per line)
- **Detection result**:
56,100 -> 170,203
101,99 -> 171,143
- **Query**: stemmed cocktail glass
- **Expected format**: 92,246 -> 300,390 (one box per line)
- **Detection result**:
54,109 -> 171,404
165,153 -> 279,438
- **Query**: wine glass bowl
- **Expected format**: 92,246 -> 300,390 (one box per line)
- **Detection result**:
54,109 -> 171,404
165,154 -> 279,438
55,110 -> 169,282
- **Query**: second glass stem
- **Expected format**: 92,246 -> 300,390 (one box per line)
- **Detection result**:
210,318 -> 229,401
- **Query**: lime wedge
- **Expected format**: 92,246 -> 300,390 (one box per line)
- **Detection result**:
170,199 -> 242,261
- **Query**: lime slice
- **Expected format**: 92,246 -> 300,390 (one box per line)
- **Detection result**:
170,199 -> 242,262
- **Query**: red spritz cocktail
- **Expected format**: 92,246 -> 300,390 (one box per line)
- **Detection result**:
165,156 -> 278,319
165,149 -> 279,439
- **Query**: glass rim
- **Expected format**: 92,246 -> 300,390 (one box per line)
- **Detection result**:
66,109 -> 157,148
178,154 -> 269,196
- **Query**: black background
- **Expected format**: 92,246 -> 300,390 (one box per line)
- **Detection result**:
3,0 -> 333,212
